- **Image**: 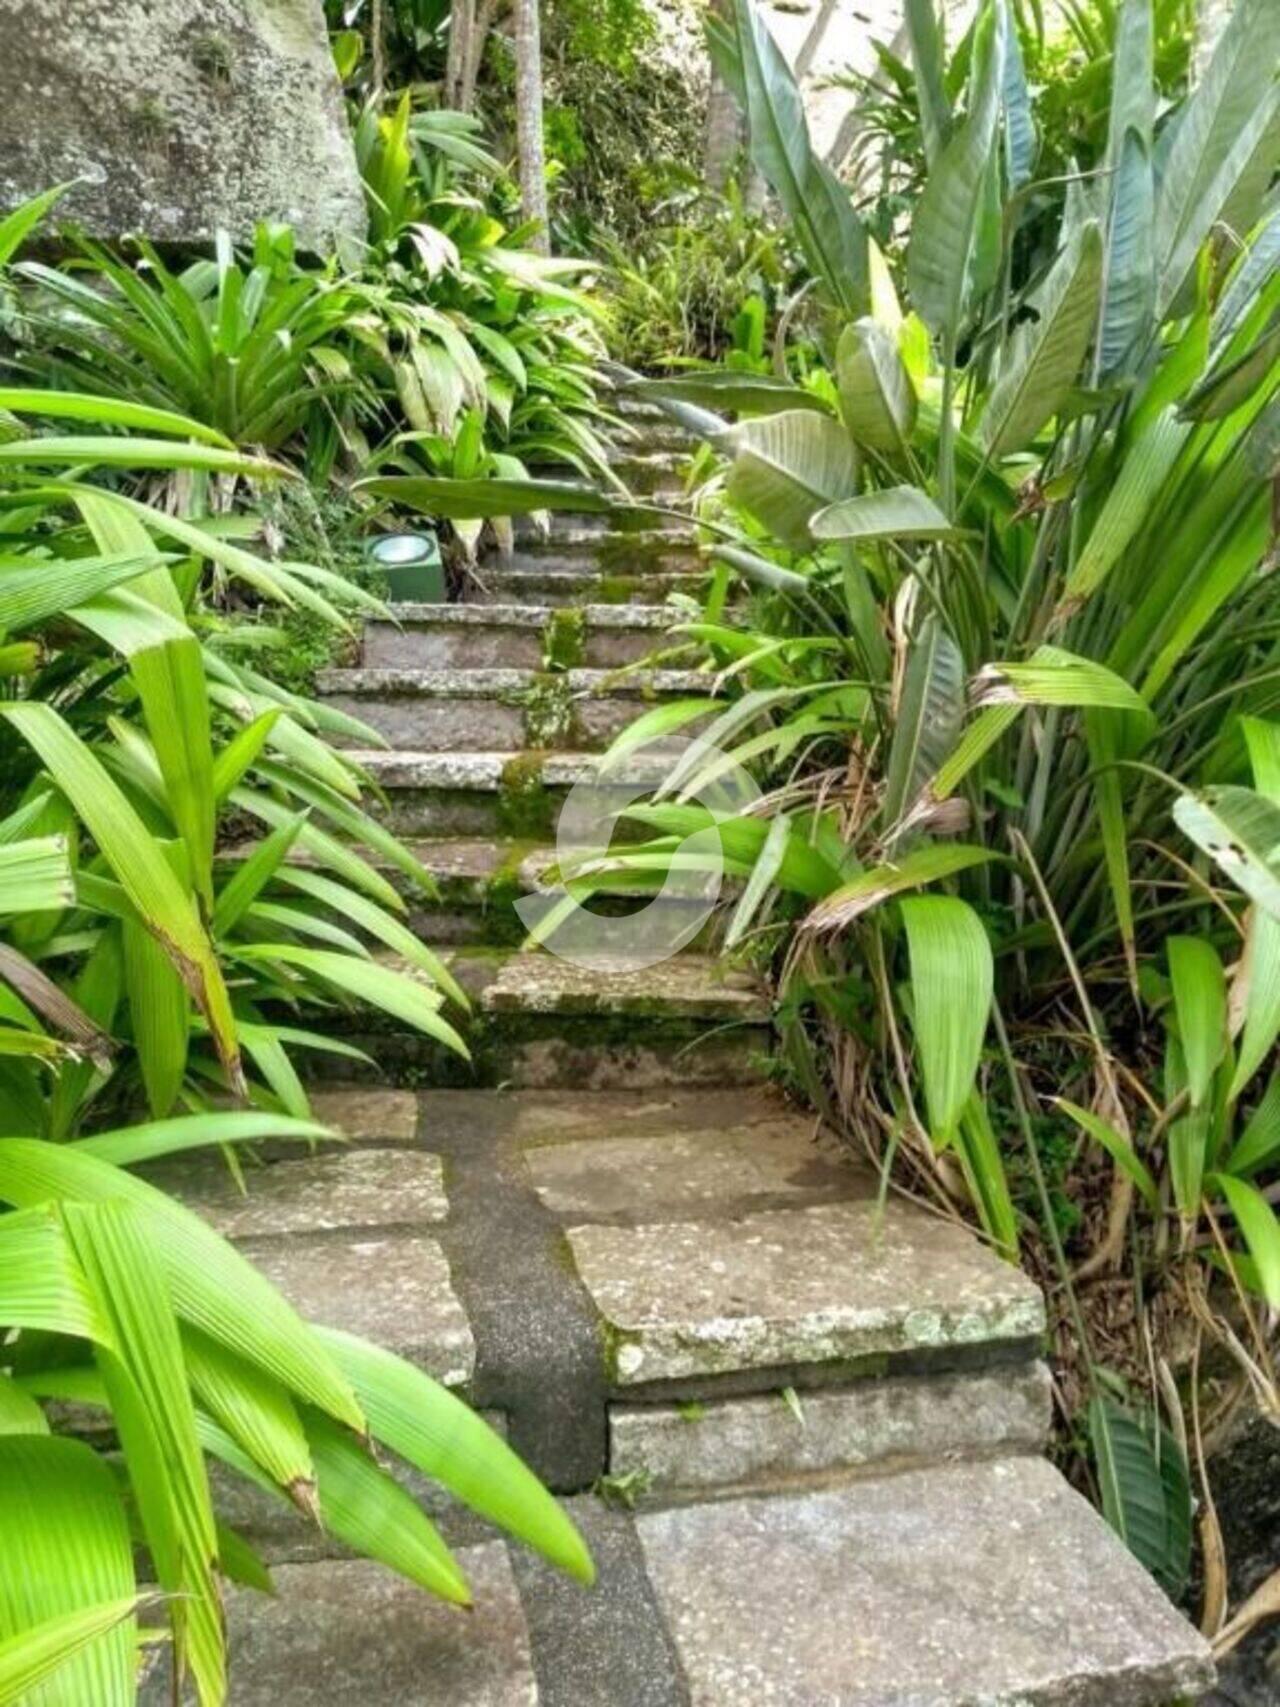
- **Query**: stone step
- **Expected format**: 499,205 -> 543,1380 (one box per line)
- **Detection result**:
330,950 -> 773,1090
474,565 -> 704,607
343,748 -> 673,837
362,602 -> 678,672
159,1462 -> 1211,1706
317,665 -> 710,753
498,527 -> 699,572
397,835 -> 722,950
513,506 -> 691,540
609,450 -> 689,497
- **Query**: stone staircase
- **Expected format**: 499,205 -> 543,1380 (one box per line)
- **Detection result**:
167,398 -> 1214,1702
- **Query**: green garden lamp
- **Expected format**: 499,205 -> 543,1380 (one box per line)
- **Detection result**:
365,529 -> 446,602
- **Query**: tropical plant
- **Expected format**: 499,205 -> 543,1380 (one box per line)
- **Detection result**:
540,0 -> 1280,1602
0,265 -> 592,1692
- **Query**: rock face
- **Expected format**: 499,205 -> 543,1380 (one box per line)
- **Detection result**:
0,0 -> 365,249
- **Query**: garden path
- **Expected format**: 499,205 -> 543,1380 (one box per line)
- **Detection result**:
158,399 -> 1214,1704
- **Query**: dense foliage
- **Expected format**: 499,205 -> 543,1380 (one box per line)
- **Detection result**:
567,0 -> 1280,1611
0,174 -> 595,1700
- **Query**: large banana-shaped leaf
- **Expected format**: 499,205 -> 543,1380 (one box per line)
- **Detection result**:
0,1437 -> 136,1706
903,0 -> 951,168
980,221 -> 1104,455
900,894 -> 993,1144
1173,785 -> 1280,920
835,319 -> 917,454
1153,0 -> 1280,316
882,615 -> 966,827
811,485 -> 952,542
1097,0 -> 1155,378
725,411 -> 860,548
726,0 -> 868,316
355,475 -> 619,518
628,372 -> 820,418
906,0 -> 1004,342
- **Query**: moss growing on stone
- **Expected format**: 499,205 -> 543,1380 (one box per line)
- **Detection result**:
498,752 -> 553,837
543,607 -> 585,671
522,673 -> 573,747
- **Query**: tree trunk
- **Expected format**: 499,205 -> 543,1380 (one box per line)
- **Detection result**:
513,0 -> 550,252
445,0 -> 474,107
703,0 -> 742,190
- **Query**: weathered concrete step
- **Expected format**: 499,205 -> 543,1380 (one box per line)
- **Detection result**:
609,450 -> 689,497
321,950 -> 772,1089
474,565 -> 704,607
498,527 -> 698,571
634,1458 -> 1214,1706
362,602 -> 676,670
146,1472 -> 1212,1707
317,665 -> 710,753
142,1548 -> 539,1706
513,505 -> 691,540
397,835 -> 720,949
345,748 -> 672,837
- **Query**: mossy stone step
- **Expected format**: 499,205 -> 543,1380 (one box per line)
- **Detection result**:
341,748 -> 674,838
312,950 -> 772,1089
317,664 -> 710,753
473,565 -> 704,607
362,602 -> 677,671
499,528 -> 698,575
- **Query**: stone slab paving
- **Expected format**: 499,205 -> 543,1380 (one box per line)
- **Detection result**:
142,1549 -> 537,1705
156,1146 -> 446,1239
310,1085 -> 420,1141
480,952 -> 768,1022
610,1362 -> 1052,1493
242,1233 -> 475,1388
568,1198 -> 1045,1385
635,1456 -> 1215,1706
522,1106 -> 862,1218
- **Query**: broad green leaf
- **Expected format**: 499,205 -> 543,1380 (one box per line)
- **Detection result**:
1099,130 -> 1155,379
710,545 -> 810,595
0,183 -> 72,267
1053,1098 -> 1161,1212
900,894 -> 993,1143
1001,9 -> 1035,188
213,811 -> 309,937
955,1092 -> 1019,1258
0,1596 -> 141,1706
122,919 -> 189,1120
811,484 -> 952,542
0,388 -> 234,447
725,411 -> 860,548
183,1330 -> 314,1501
1154,0 -> 1280,315
972,651 -> 1149,714
628,373 -> 822,417
355,475 -> 618,518
75,1109 -> 331,1167
882,616 -> 966,827
980,222 -> 1103,455
724,813 -> 791,949
0,435 -> 280,477
0,838 -> 74,916
1173,786 -> 1280,921
1213,1173 -> 1280,1307
906,1 -> 1004,341
1058,409 -> 1190,612
62,1201 -> 224,1705
0,703 -> 242,1091
231,944 -> 469,1056
0,1142 -> 364,1430
129,639 -> 216,901
0,1208 -> 106,1343
0,553 -> 170,633
1089,1396 -> 1192,1597
729,0 -> 868,316
835,318 -> 917,453
904,0 -> 951,168
211,711 -> 282,802
317,1326 -> 595,1585
805,844 -> 1001,932
0,1374 -> 47,1438
0,1437 -> 135,1707
1167,937 -> 1227,1108
1226,1071 -> 1280,1176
